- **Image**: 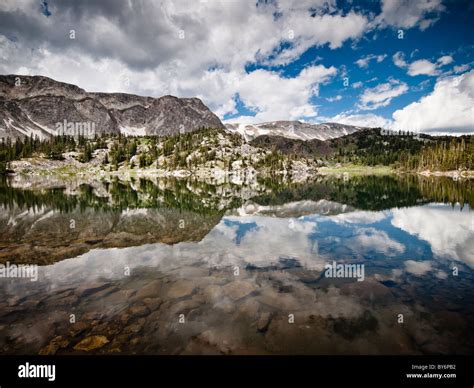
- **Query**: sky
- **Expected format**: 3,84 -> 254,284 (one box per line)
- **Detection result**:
0,0 -> 473,134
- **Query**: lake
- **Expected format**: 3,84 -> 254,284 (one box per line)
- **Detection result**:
0,174 -> 473,354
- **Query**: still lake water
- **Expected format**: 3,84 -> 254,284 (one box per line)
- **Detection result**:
0,175 -> 473,354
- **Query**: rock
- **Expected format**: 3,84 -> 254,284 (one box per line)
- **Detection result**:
68,321 -> 90,337
76,282 -> 112,298
202,284 -> 224,300
237,298 -> 260,318
213,298 -> 235,314
258,290 -> 298,310
39,336 -> 69,355
120,313 -> 132,325
123,318 -> 146,334
223,280 -> 255,300
341,280 -> 394,304
7,296 -> 22,306
193,330 -> 235,354
135,280 -> 161,300
257,313 -> 272,333
434,311 -> 467,332
101,288 -> 137,305
73,335 -> 109,351
54,294 -> 79,306
127,304 -> 150,318
142,297 -> 163,311
166,280 -> 195,299
0,74 -> 225,140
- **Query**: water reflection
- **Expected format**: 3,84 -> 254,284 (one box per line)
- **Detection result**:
0,175 -> 473,355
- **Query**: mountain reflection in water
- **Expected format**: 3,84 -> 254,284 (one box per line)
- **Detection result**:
0,175 -> 473,355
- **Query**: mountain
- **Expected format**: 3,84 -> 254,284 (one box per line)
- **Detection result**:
249,128 -> 413,160
0,75 -> 225,140
250,135 -> 333,158
225,121 -> 365,142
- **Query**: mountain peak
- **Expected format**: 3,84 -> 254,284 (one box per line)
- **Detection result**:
0,74 -> 224,140
225,121 -> 366,142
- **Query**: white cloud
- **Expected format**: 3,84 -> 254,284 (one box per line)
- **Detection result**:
0,38 -> 337,123
392,51 -> 408,68
404,260 -> 433,276
329,210 -> 388,224
375,0 -> 445,30
408,59 -> 440,76
323,113 -> 392,128
392,205 -> 474,267
231,65 -> 337,123
358,79 -> 408,110
453,64 -> 470,74
437,55 -> 454,66
392,70 -> 474,133
0,0 -> 371,123
393,52 -> 456,76
0,0 -> 467,132
355,54 -> 387,68
326,95 -> 342,102
345,228 -> 406,257
269,11 -> 368,66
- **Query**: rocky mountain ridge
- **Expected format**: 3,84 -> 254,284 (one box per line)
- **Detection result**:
225,120 -> 366,142
0,74 -> 225,140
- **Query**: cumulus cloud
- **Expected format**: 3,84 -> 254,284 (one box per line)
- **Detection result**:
358,79 -> 408,110
375,0 -> 445,30
437,55 -> 454,66
392,70 -> 474,133
407,59 -> 440,76
345,227 -> 406,257
329,210 -> 388,224
453,64 -> 470,74
0,0 -> 371,123
0,0 -> 467,130
355,54 -> 387,68
231,65 -> 337,123
391,205 -> 474,267
393,51 -> 455,76
393,52 -> 408,68
404,260 -> 433,276
265,11 -> 368,66
322,113 -> 392,128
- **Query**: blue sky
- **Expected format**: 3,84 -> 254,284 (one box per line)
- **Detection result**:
0,0 -> 473,133
228,0 -> 474,131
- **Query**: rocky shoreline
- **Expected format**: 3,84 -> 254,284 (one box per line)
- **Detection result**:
8,157 -> 473,193
7,156 -> 318,189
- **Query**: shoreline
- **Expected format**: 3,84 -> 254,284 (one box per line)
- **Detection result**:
5,158 -> 474,189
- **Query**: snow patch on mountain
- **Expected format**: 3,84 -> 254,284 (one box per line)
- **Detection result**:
225,121 -> 366,142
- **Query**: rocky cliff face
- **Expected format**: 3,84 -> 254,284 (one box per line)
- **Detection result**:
0,75 -> 225,140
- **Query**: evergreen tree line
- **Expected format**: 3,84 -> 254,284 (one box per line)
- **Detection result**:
1,129 -> 473,174
0,134 -> 108,173
331,130 -> 474,171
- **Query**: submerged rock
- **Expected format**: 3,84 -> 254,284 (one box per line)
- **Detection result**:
166,280 -> 195,299
73,335 -> 109,351
39,336 -> 69,355
223,280 -> 255,300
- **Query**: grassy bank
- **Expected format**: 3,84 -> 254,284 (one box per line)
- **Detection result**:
317,164 -> 395,176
